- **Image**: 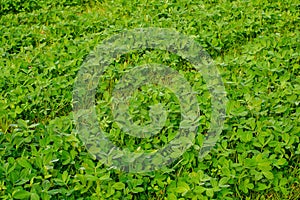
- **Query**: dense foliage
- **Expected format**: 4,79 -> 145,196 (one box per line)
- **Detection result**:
0,0 -> 299,199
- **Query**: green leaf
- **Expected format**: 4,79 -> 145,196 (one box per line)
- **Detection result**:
176,181 -> 190,194
30,193 -> 40,200
257,183 -> 269,191
206,188 -> 214,197
17,158 -> 32,169
13,190 -> 31,199
262,171 -> 274,180
62,171 -> 69,183
167,193 -> 177,200
17,119 -> 28,129
131,187 -> 144,193
219,177 -> 230,188
113,182 -> 125,190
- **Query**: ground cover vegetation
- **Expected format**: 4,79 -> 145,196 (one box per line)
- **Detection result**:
0,0 -> 299,199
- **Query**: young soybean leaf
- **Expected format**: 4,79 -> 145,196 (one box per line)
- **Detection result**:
13,189 -> 31,199
113,182 -> 125,190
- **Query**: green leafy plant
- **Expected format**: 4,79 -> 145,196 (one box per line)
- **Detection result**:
0,0 -> 299,199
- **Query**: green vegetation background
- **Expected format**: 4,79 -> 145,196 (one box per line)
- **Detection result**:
0,0 -> 299,199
